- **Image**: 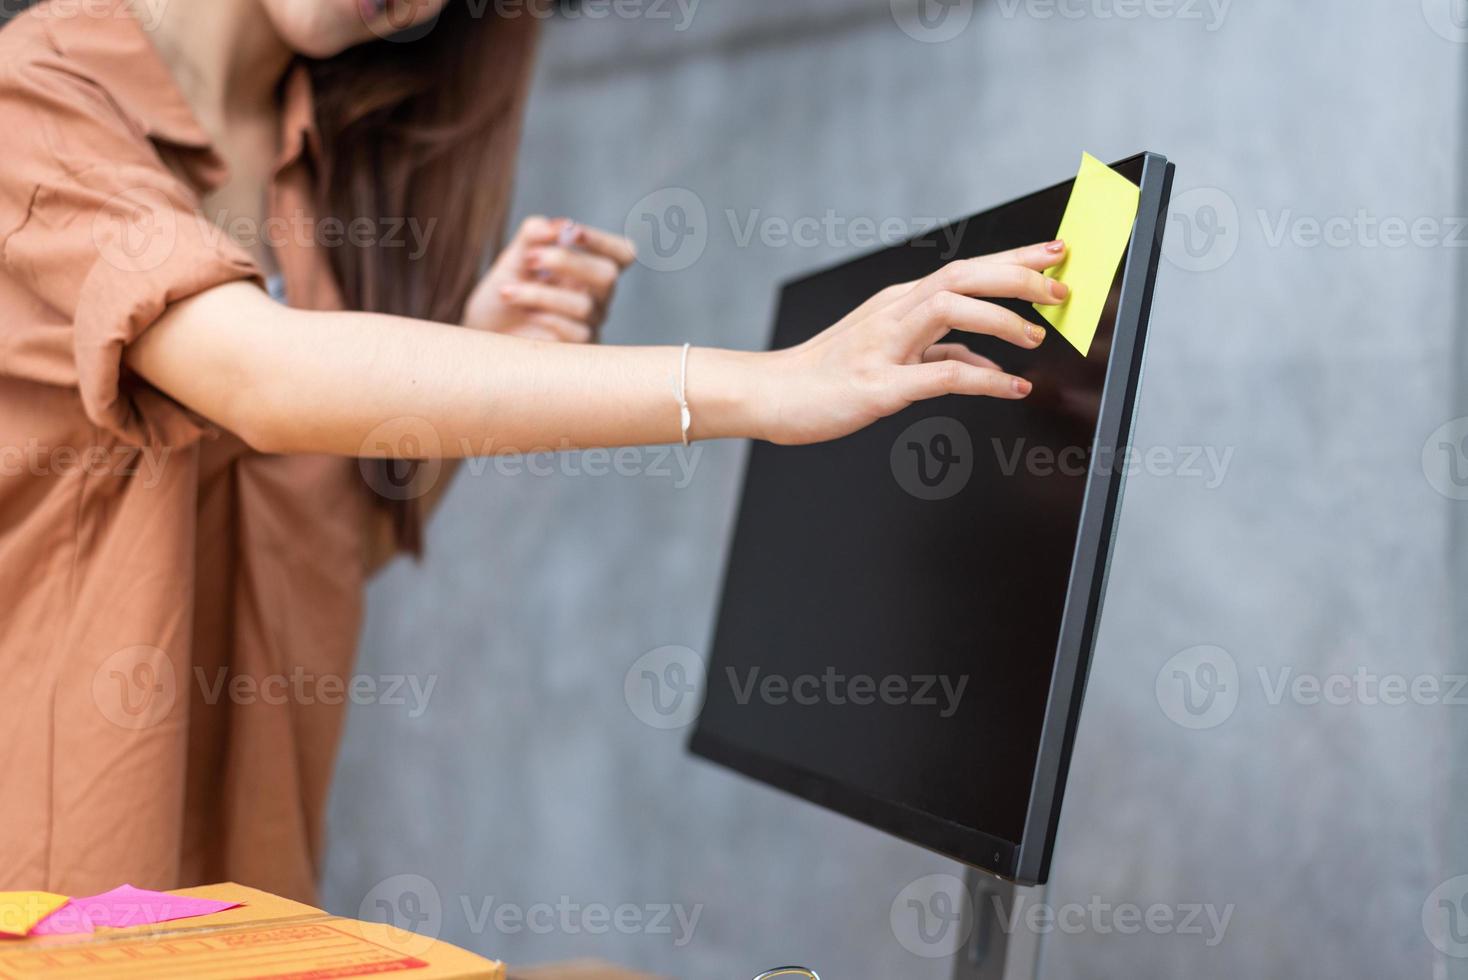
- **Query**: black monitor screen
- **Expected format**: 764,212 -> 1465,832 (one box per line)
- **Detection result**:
691,155 -> 1153,873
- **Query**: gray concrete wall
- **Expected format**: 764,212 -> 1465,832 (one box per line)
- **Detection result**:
322,2 -> 1468,977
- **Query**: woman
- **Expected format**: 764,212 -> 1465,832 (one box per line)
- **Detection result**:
0,0 -> 1068,902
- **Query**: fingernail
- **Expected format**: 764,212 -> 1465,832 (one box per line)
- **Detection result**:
1013,377 -> 1032,396
1026,323 -> 1046,345
558,222 -> 579,247
1049,279 -> 1069,301
1045,239 -> 1065,254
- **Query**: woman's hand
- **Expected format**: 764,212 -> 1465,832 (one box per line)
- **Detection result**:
750,240 -> 1069,445
462,216 -> 637,342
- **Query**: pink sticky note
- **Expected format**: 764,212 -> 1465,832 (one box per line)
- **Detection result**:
31,885 -> 241,936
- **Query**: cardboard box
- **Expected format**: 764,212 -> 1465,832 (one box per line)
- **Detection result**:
508,962 -> 663,980
0,882 -> 503,979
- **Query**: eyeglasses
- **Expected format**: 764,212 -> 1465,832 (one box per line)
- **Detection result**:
753,970 -> 819,980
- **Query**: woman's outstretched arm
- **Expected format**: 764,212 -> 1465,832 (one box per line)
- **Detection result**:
125,241 -> 1068,457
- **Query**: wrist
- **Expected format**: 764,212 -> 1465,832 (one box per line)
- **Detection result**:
687,347 -> 780,442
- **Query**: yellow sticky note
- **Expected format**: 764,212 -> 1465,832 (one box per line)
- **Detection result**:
1034,152 -> 1140,356
0,891 -> 68,937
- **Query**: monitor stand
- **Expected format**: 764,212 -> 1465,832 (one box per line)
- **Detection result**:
951,871 -> 1042,980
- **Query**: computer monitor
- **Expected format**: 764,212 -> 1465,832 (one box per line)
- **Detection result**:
689,152 -> 1174,886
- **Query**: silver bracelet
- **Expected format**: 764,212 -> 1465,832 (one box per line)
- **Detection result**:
674,342 -> 692,446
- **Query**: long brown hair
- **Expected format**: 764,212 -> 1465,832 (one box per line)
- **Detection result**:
309,3 -> 539,321
306,2 -> 542,550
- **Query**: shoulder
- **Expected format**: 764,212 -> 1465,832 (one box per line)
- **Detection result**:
0,10 -> 192,258
0,5 -> 56,62
0,6 -> 157,161
0,7 -> 95,92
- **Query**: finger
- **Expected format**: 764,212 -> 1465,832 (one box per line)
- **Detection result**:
526,312 -> 593,344
976,239 -> 1067,272
507,325 -> 562,343
922,343 -> 1002,372
499,281 -> 596,322
902,291 -> 1047,349
526,246 -> 620,296
565,223 -> 638,267
851,278 -> 922,320
862,242 -> 1063,319
892,259 -> 1069,317
511,215 -> 570,249
901,360 -> 1032,402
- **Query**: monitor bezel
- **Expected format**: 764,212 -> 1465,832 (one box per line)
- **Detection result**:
688,152 -> 1175,886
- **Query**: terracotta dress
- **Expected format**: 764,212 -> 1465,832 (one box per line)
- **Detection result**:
0,2 -> 397,903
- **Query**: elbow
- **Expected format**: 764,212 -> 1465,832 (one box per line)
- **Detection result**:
217,383 -> 299,455
231,414 -> 289,455
222,377 -> 348,457
128,283 -> 311,455
226,407 -> 287,455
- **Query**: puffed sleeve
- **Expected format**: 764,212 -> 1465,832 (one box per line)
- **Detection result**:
0,56 -> 262,447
